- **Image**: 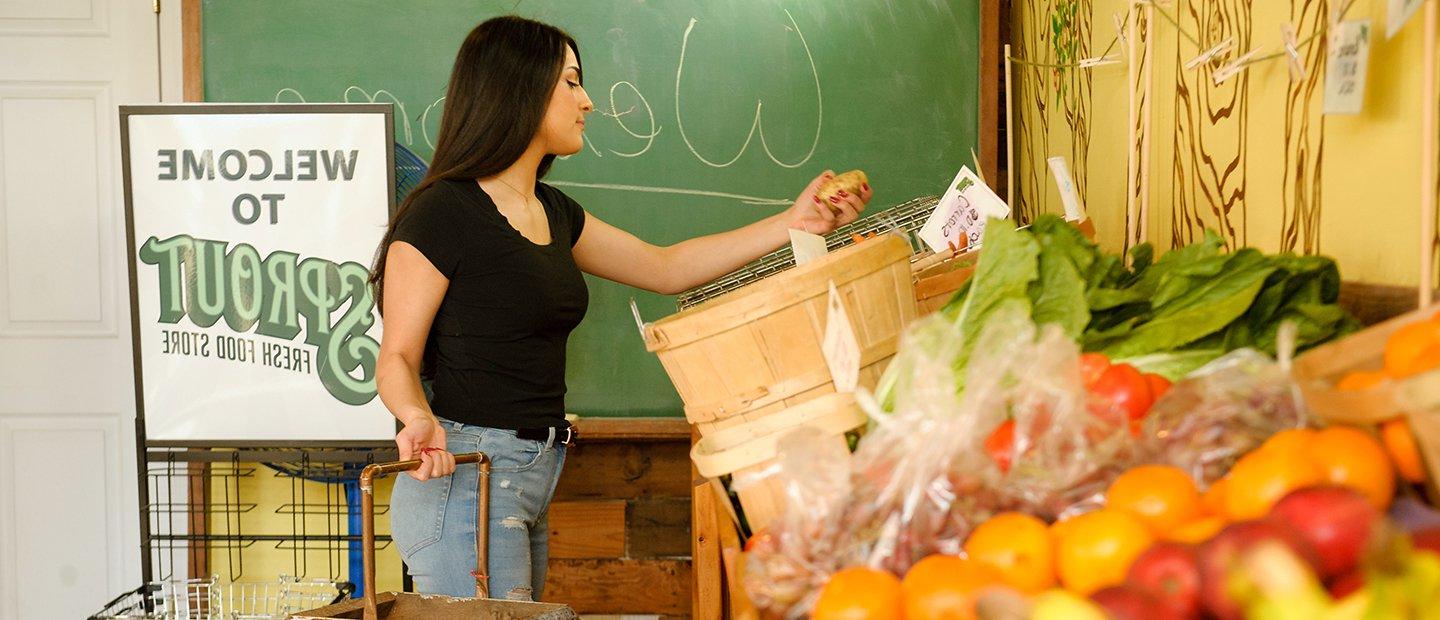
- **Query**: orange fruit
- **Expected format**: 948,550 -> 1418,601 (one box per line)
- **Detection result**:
1163,514 -> 1227,544
1053,509 -> 1155,596
1336,370 -> 1388,391
901,555 -> 1000,620
1259,428 -> 1318,459
813,566 -> 903,620
1386,321 -> 1440,377
1106,465 -> 1203,534
1382,418 -> 1428,483
1223,447 -> 1323,520
1201,478 -> 1229,516
964,512 -> 1056,594
1306,425 -> 1396,510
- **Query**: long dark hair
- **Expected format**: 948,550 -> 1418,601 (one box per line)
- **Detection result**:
370,16 -> 581,312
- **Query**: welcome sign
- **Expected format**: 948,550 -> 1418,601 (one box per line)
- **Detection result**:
121,104 -> 396,443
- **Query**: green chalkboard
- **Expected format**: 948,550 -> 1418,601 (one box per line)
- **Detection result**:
202,0 -> 981,417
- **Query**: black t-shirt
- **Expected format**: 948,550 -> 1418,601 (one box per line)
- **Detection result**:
391,179 -> 589,430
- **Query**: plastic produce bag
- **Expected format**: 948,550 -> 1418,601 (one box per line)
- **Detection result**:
840,302 -> 1133,572
1138,348 -> 1308,486
740,426 -> 854,616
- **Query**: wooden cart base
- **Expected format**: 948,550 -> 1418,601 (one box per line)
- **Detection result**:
291,591 -> 577,619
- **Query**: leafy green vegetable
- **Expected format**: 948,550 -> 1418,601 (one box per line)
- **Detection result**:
935,215 -> 1356,387
950,218 -> 1040,375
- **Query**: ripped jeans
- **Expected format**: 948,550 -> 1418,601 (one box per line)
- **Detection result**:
389,418 -> 568,601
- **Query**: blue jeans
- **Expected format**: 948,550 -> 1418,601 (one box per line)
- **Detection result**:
389,418 -> 568,601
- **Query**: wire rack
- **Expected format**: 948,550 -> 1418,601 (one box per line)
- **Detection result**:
143,448 -> 395,584
674,195 -> 940,309
88,575 -> 353,620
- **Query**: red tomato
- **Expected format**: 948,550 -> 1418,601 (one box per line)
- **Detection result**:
985,420 -> 1016,474
1145,373 -> 1172,401
1079,353 -> 1112,388
1090,364 -> 1154,422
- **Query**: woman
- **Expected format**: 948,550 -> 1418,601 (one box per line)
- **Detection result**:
372,16 -> 871,602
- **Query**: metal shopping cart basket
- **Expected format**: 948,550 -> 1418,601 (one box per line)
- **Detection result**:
89,575 -> 353,619
290,452 -> 576,620
674,195 -> 939,309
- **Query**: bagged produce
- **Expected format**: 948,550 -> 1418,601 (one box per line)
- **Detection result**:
1138,347 -> 1309,486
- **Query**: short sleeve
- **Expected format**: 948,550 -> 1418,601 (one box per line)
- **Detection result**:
392,183 -> 466,277
541,184 -> 587,247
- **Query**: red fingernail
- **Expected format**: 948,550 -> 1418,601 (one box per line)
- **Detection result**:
829,196 -> 839,203
812,195 -> 821,204
838,190 -> 848,197
862,183 -> 869,191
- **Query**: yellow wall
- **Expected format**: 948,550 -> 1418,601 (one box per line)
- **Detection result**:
1013,0 -> 1439,286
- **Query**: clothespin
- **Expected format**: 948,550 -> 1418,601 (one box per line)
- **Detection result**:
1281,23 -> 1306,82
1078,53 -> 1122,68
1185,37 -> 1234,70
1213,45 -> 1263,84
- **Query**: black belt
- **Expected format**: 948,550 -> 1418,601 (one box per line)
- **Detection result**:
515,424 -> 575,446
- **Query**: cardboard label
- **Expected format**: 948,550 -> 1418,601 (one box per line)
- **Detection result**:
917,166 -> 1011,253
822,281 -> 860,393
1325,20 -> 1371,115
1388,0 -> 1424,39
789,228 -> 829,265
1047,156 -> 1087,221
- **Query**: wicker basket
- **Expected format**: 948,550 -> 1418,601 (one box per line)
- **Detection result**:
690,392 -> 866,532
644,235 -> 917,436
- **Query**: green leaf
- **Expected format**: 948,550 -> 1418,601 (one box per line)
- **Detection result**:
1129,243 -> 1154,272
1114,350 -> 1223,381
1087,287 -> 1148,311
1082,316 -> 1141,351
951,218 -> 1040,377
1102,256 -> 1276,358
1131,231 -> 1223,299
1031,241 -> 1090,338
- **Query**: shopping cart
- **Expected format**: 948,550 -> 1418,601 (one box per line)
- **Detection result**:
89,575 -> 352,619
290,452 -> 576,619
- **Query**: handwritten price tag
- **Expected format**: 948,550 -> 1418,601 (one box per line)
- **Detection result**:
822,281 -> 860,393
1325,20 -> 1371,115
917,166 -> 1011,253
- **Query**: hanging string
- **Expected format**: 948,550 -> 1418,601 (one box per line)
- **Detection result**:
1006,0 -> 1361,73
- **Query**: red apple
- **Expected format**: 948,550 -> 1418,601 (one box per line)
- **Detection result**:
1127,541 -> 1202,619
1090,585 -> 1183,620
1412,527 -> 1440,555
1198,520 -> 1320,620
1328,568 -> 1365,599
1267,486 -> 1379,580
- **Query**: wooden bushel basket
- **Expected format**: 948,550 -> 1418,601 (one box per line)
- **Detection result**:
690,392 -> 866,532
289,453 -> 577,620
644,235 -> 916,437
1292,307 -> 1440,501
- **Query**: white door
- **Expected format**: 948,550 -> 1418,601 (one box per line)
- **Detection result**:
0,2 -> 163,618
